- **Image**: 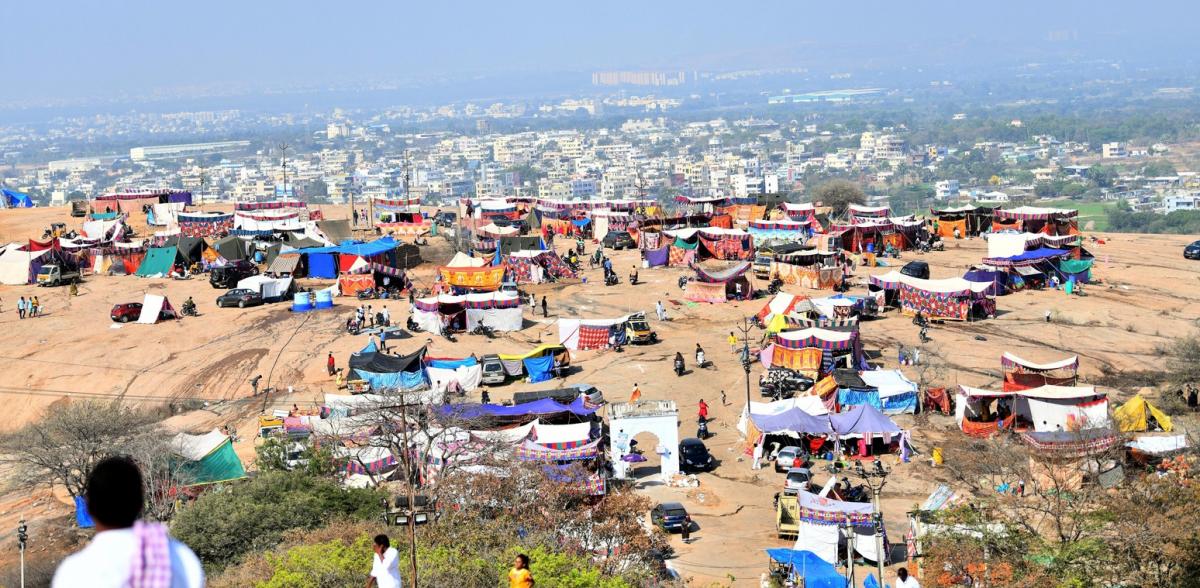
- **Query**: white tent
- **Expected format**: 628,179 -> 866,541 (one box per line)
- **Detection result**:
0,249 -> 49,285
446,252 -> 486,268
237,275 -> 293,301
137,293 -> 175,324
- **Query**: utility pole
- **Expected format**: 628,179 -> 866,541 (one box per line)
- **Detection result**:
842,521 -> 855,587
853,457 -> 891,584
278,142 -> 291,200
18,518 -> 27,588
398,400 -> 419,588
736,317 -> 755,409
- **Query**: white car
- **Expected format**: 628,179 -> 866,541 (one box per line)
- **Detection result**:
785,467 -> 813,492
775,446 -> 802,473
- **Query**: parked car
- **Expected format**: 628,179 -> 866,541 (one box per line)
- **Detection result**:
109,302 -> 175,323
499,281 -> 521,298
210,260 -> 259,289
784,467 -> 813,492
216,288 -> 264,308
679,437 -> 716,473
900,260 -> 930,280
434,211 -> 457,228
601,231 -> 636,250
1185,240 -> 1200,260
480,354 -> 506,385
649,502 -> 690,532
774,446 -> 803,473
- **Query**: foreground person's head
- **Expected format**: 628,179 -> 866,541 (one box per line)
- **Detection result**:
86,456 -> 144,531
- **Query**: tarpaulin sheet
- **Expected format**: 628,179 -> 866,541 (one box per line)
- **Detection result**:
523,355 -> 554,383
764,549 -> 844,588
439,397 -> 595,420
643,245 -> 669,267
439,265 -> 506,290
308,252 -> 337,278
683,280 -> 728,303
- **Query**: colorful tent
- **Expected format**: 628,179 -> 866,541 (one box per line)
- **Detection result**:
1114,395 -> 1173,433
137,294 -> 176,324
764,549 -> 846,588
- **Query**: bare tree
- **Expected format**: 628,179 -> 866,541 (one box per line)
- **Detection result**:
0,400 -> 164,498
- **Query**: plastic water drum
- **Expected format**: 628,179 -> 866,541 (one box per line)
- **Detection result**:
292,292 -> 313,312
315,289 -> 334,309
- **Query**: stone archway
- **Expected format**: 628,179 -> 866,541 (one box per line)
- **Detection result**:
609,400 -> 679,481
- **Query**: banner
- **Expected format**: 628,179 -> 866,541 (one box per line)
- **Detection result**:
438,265 -> 506,290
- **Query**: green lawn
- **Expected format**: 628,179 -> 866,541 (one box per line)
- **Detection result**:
1039,199 -> 1116,231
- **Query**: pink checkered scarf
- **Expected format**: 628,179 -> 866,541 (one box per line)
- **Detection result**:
129,521 -> 172,588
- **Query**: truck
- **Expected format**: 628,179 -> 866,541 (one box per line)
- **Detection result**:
36,264 -> 81,287
775,489 -> 800,538
70,200 -> 89,218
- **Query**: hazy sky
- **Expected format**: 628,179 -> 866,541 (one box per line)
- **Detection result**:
3,0 -> 1197,102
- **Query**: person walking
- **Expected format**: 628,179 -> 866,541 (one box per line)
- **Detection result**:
695,343 -> 705,368
17,296 -> 26,320
381,306 -> 390,327
681,515 -> 692,544
541,296 -> 548,318
365,534 -> 402,588
728,331 -> 738,353
327,352 -> 336,376
31,296 -> 40,317
721,390 -> 728,406
655,300 -> 666,321
508,554 -> 534,588
51,456 -> 205,588
698,399 -> 709,423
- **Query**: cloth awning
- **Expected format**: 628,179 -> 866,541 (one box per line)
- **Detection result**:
958,384 -> 1100,399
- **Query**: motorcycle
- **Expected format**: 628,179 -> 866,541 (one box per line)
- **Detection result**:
356,288 -> 378,300
674,358 -> 685,377
628,272 -> 638,286
767,278 -> 784,295
697,419 -> 709,439
472,324 -> 496,339
564,258 -> 582,273
605,273 -> 619,287
181,301 -> 198,317
677,276 -> 691,290
406,316 -> 420,333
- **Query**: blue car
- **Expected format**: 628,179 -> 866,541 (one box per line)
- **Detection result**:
650,502 -> 689,532
1185,240 -> 1200,260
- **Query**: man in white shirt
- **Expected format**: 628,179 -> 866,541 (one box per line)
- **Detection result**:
366,533 -> 403,588
895,566 -> 921,588
52,456 -> 204,588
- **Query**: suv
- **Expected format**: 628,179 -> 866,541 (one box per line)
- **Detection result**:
210,261 -> 259,289
650,502 -> 689,532
480,354 -> 506,385
1185,240 -> 1200,260
900,260 -> 930,280
434,211 -> 457,228
601,231 -> 636,250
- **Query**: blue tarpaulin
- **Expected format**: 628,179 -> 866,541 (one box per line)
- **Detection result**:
428,357 -> 478,370
2,189 -> 33,208
438,397 -> 596,420
308,253 -> 337,278
523,355 -> 554,383
74,496 -> 95,529
764,549 -> 845,588
355,369 -> 428,390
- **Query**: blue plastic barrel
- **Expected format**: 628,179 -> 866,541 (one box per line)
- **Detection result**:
292,292 -> 313,312
315,289 -> 334,309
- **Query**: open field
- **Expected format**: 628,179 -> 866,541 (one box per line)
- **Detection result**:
1,204 -> 1199,585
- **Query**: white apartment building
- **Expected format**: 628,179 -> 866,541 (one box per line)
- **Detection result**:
1102,142 -> 1127,158
936,179 -> 960,200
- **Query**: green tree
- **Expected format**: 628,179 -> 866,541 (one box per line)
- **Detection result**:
1086,165 -> 1117,188
171,470 -> 384,570
810,179 -> 866,217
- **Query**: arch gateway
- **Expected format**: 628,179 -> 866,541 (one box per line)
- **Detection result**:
609,400 -> 680,481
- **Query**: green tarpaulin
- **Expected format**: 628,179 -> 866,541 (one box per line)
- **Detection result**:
673,237 -> 698,250
135,246 -> 178,277
1058,259 -> 1093,274
178,439 -> 247,486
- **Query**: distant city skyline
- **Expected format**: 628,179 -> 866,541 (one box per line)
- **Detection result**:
4,0 -> 1199,107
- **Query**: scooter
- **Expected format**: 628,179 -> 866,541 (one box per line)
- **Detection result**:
605,273 -> 619,287
181,301 -> 198,317
674,358 -> 685,377
472,324 -> 496,339
628,272 -> 638,286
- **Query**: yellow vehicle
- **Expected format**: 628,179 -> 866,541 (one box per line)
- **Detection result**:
775,490 -> 800,538
625,312 -> 658,344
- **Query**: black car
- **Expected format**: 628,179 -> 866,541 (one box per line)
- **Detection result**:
679,437 -> 716,473
602,231 -> 636,250
899,260 -> 930,280
1185,240 -> 1200,260
210,261 -> 259,289
216,288 -> 264,308
434,211 -> 457,228
649,502 -> 689,532
759,368 -> 815,400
